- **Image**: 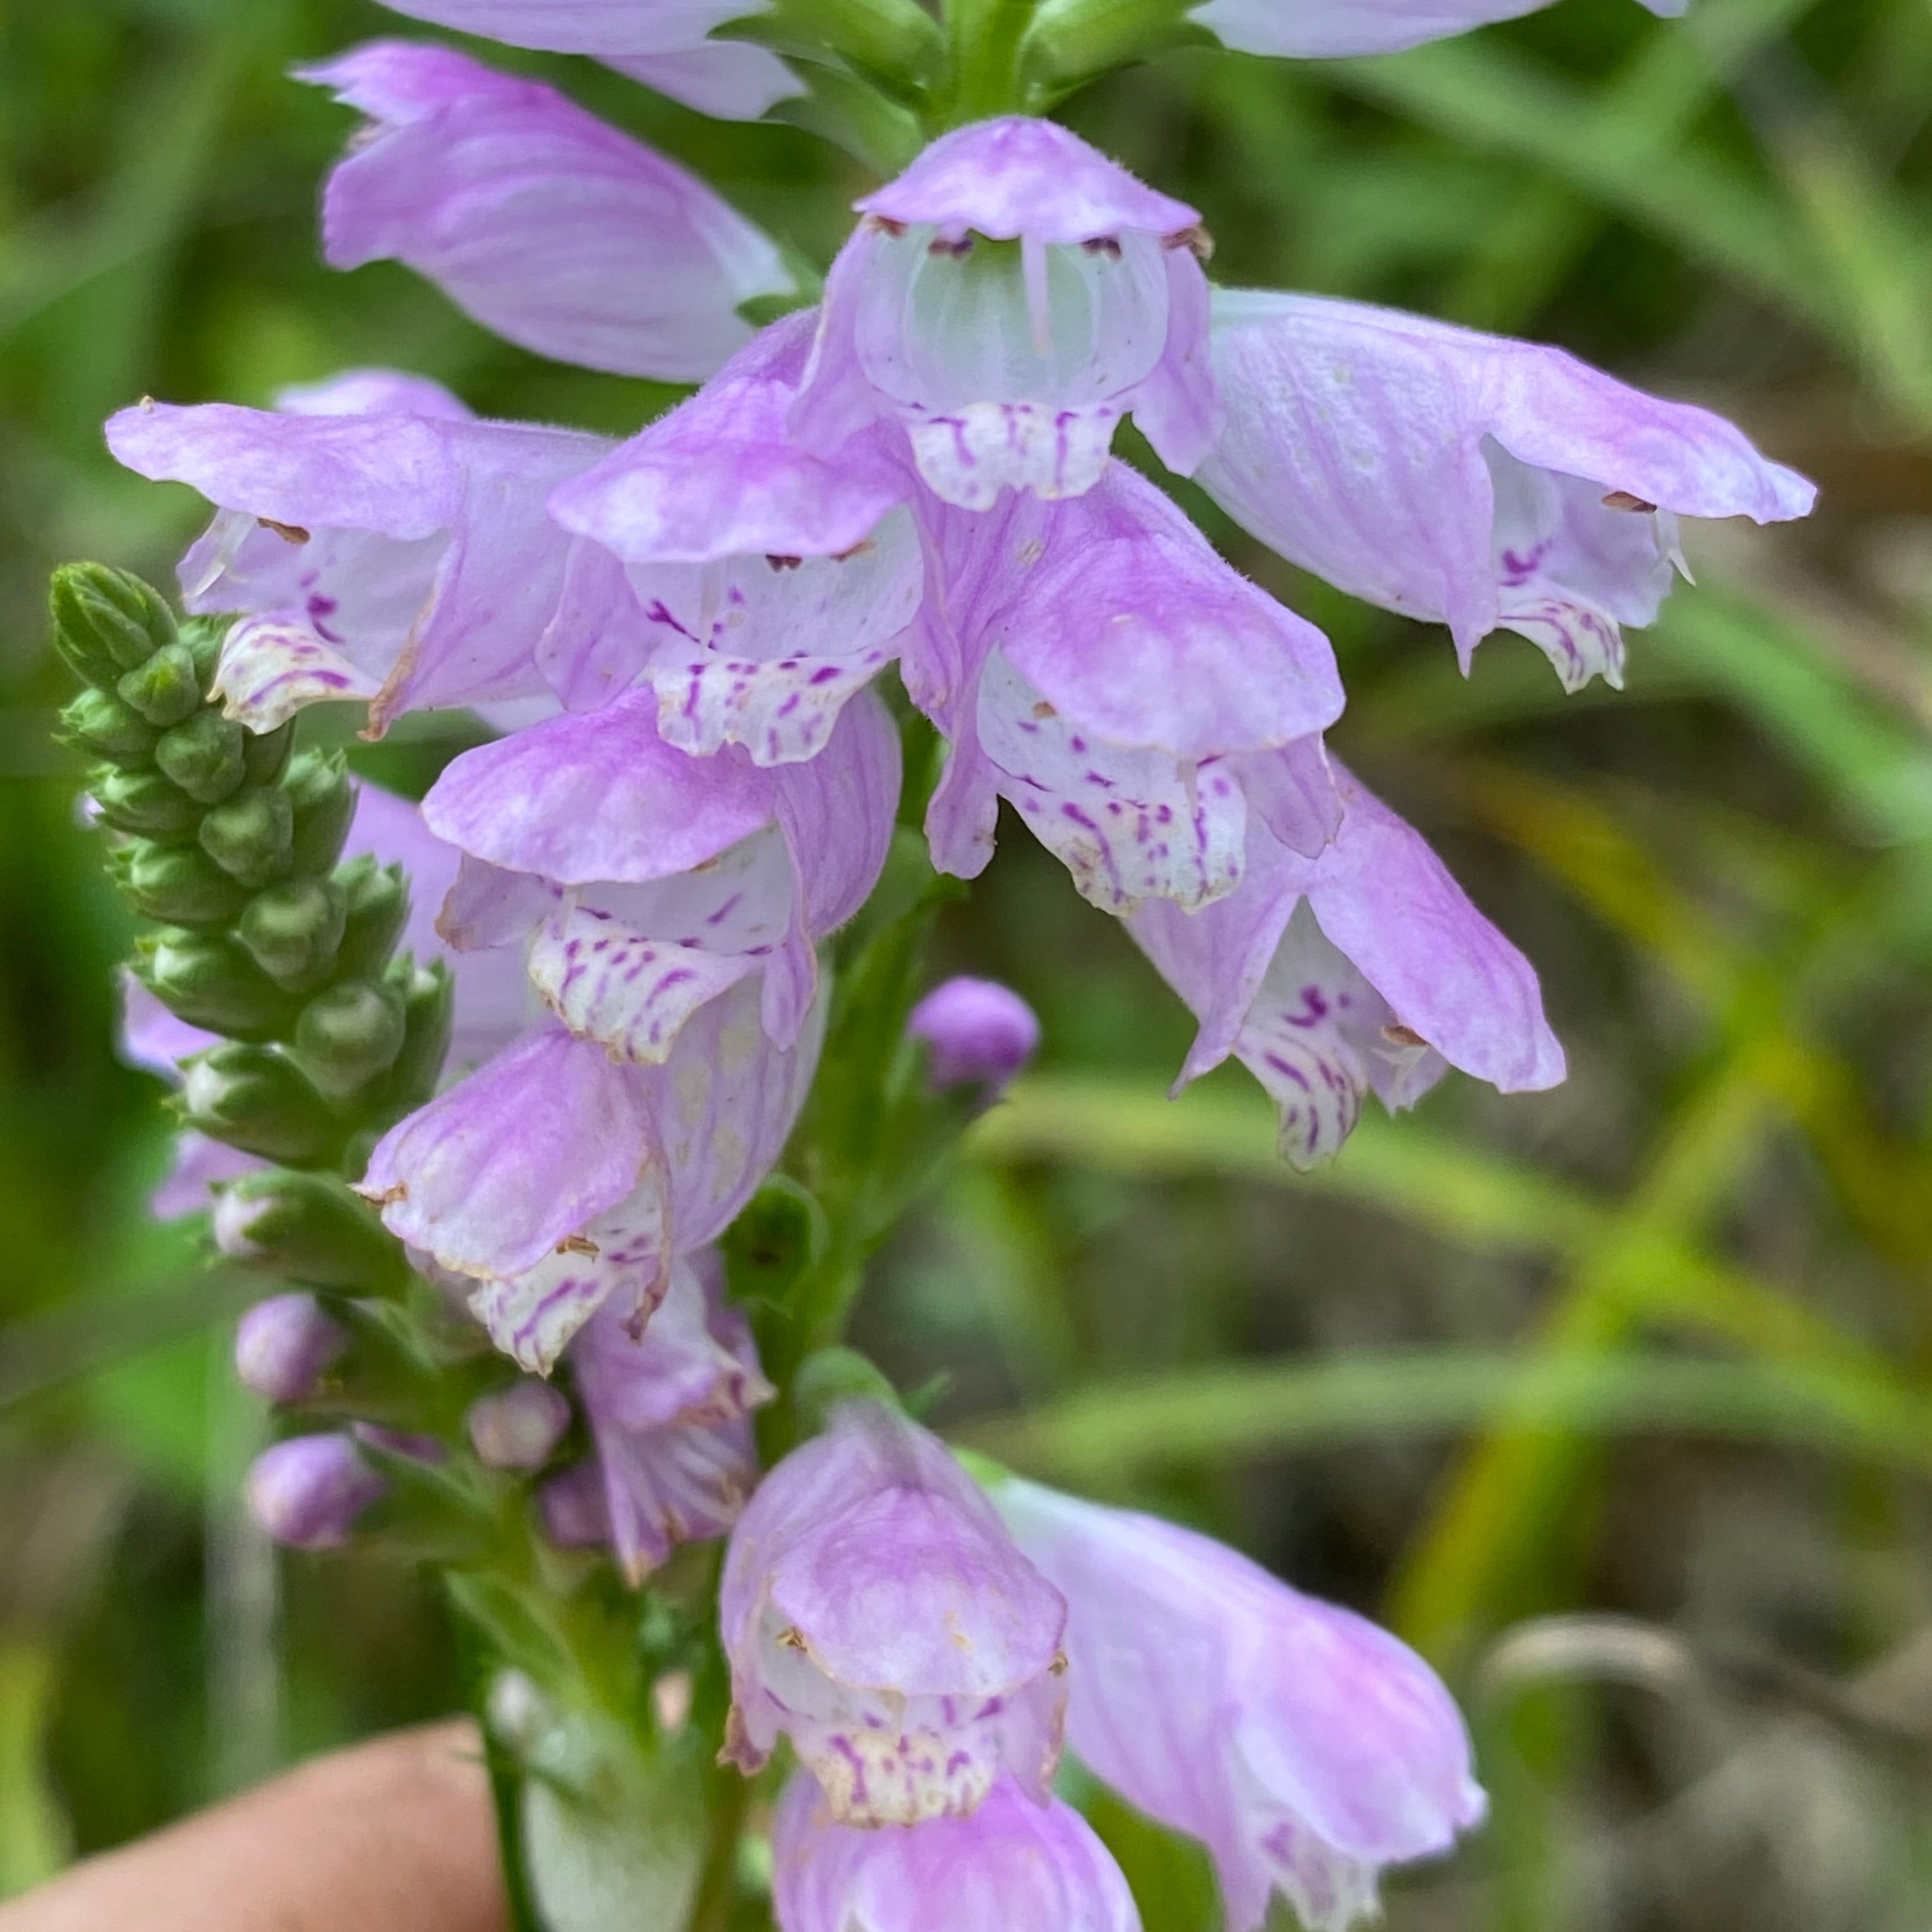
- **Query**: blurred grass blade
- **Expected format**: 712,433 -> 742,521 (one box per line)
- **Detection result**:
956,1344 -> 1932,1487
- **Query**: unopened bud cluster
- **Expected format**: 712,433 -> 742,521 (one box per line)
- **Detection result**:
54,564 -> 452,1172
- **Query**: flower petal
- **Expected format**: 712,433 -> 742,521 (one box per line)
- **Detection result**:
978,649 -> 1247,914
855,116 -> 1198,245
305,42 -> 790,381
1199,290 -> 1813,680
359,1024 -> 649,1280
421,686 -> 775,885
464,1182 -> 670,1371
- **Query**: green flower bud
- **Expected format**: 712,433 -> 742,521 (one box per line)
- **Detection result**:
179,1044 -> 341,1164
182,615 -> 225,694
116,643 -> 203,728
116,841 -> 252,926
215,1168 -> 408,1292
296,979 -> 407,1099
59,688 -> 160,764
334,857 -> 410,980
284,749 -> 356,877
49,564 -> 177,687
242,719 -> 295,788
139,930 -> 297,1039
200,788 -> 295,888
91,767 -> 201,841
154,709 -> 246,804
379,960 -> 454,1110
792,1346 -> 902,1430
238,878 -> 348,988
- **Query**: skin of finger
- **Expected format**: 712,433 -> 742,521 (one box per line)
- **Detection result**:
0,1719 -> 509,1932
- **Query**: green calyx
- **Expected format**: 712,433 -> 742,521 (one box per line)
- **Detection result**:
52,564 -> 445,1179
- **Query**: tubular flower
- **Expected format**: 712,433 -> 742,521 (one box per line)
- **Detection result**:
367,0 -> 803,119
546,1251 -> 772,1581
421,682 -> 900,1057
1187,0 -> 1682,59
105,369 -> 604,735
792,118 -> 1220,510
302,43 -> 792,382
913,470 -> 1344,913
1197,291 -> 1815,690
1129,760 -> 1563,1166
995,1478 -> 1486,1932
772,1772 -> 1140,1932
546,312 -> 926,765
360,977 -> 824,1370
719,1402 -> 1068,1825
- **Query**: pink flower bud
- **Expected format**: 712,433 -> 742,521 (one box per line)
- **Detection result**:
907,977 -> 1039,1096
234,1293 -> 348,1404
246,1434 -> 385,1549
467,1377 -> 572,1470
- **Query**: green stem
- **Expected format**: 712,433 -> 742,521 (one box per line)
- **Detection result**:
941,0 -> 1041,120
687,1768 -> 751,1932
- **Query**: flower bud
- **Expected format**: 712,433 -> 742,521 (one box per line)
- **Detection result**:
153,709 -> 246,804
241,718 -> 295,789
333,857 -> 410,980
238,878 -> 347,988
907,977 -> 1039,1096
116,641 -> 203,728
116,841 -> 250,927
49,563 -> 177,687
233,1292 -> 348,1402
180,1044 -> 341,1164
295,979 -> 407,1098
379,960 -> 454,1108
284,749 -> 356,877
246,1433 -> 384,1548
91,767 -> 201,841
200,786 -> 295,888
139,931 -> 295,1039
467,1379 -> 573,1471
213,1167 -> 405,1290
59,687 -> 160,763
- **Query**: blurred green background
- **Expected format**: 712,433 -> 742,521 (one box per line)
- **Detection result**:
5,0 -> 1932,1924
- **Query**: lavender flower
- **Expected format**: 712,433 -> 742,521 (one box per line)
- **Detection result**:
105,370 -> 605,734
1189,0 -> 1682,59
421,683 -> 900,1059
233,1293 -> 349,1404
907,977 -> 1039,1096
995,1478 -> 1485,1932
1129,760 -> 1564,1165
247,1434 -> 387,1548
546,312 -> 924,765
467,1377 -> 574,1469
547,1252 -> 772,1581
362,976 -> 823,1370
792,118 -> 1220,509
916,471 -> 1344,912
773,1771 -> 1140,1932
302,43 -> 792,381
1198,291 -> 1814,689
368,0 -> 803,118
719,1402 -> 1068,1825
